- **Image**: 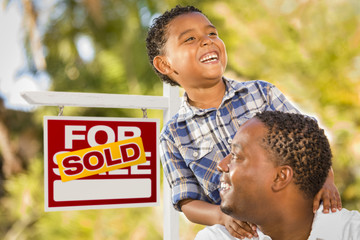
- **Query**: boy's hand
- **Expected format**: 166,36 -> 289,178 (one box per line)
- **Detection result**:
223,214 -> 258,239
312,168 -> 342,213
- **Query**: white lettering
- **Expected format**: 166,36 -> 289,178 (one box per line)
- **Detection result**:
52,151 -> 68,176
65,125 -> 86,149
131,161 -> 151,175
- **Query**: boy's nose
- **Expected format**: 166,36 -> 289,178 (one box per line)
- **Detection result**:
200,36 -> 213,46
217,154 -> 231,172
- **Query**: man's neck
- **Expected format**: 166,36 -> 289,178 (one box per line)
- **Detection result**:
186,79 -> 226,109
258,204 -> 314,240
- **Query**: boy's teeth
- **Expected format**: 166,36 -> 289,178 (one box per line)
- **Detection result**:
200,53 -> 218,63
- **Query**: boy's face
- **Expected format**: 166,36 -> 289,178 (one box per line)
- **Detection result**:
160,12 -> 227,88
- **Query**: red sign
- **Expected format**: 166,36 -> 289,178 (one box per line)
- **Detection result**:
43,116 -> 159,211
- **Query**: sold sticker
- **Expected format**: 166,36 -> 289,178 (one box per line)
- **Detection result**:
56,137 -> 146,182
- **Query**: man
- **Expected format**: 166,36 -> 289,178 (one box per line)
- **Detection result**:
195,111 -> 360,240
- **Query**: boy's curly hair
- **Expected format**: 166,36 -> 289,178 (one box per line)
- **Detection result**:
146,5 -> 202,86
255,111 -> 332,199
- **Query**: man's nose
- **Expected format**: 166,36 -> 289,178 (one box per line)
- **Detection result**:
217,154 -> 231,172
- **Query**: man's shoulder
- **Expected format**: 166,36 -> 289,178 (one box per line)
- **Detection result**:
334,208 -> 360,233
309,207 -> 360,239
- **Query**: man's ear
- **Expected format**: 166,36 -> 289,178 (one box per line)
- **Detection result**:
153,56 -> 174,75
271,166 -> 293,192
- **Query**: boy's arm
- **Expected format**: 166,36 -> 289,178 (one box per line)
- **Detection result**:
312,167 -> 342,213
180,199 -> 258,239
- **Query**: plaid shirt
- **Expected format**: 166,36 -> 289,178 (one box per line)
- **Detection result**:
159,78 -> 300,211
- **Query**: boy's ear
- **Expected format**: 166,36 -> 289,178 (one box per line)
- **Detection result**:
271,166 -> 293,192
153,56 -> 174,75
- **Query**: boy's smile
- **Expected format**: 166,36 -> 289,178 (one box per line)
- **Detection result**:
160,12 -> 227,89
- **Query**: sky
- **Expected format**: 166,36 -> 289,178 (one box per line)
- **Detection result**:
0,2 -> 51,111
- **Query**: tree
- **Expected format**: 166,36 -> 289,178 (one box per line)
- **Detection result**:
1,0 -> 360,239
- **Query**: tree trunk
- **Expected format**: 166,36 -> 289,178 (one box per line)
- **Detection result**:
0,101 -> 23,178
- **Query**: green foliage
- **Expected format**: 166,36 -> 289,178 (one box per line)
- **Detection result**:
1,159 -> 44,239
1,0 -> 360,239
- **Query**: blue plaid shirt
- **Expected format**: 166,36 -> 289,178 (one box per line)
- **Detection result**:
159,78 -> 300,211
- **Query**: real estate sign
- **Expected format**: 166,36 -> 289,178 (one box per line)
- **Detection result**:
43,116 -> 159,211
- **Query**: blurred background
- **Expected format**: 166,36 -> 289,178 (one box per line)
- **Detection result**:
0,0 -> 360,239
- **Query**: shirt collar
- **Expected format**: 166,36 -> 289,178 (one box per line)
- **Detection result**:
177,77 -> 248,122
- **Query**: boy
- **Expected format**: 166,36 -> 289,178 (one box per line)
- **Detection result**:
146,5 -> 341,238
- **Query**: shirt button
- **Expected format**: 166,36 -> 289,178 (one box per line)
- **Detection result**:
227,139 -> 232,144
193,152 -> 199,158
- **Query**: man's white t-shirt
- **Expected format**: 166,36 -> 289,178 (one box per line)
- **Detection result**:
195,205 -> 360,240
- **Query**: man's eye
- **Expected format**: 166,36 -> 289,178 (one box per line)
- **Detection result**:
209,32 -> 217,36
230,153 -> 238,162
185,37 -> 195,42
231,152 -> 245,163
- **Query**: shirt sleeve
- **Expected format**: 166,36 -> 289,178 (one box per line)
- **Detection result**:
261,81 -> 301,114
159,128 -> 209,211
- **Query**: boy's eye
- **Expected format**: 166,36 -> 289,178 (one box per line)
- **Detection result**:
185,36 -> 195,42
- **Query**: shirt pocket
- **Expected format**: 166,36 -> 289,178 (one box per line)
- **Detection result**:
180,138 -> 214,164
179,138 -> 216,181
179,139 -> 221,202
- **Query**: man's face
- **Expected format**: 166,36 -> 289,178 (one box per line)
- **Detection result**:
162,12 -> 227,88
218,118 -> 276,223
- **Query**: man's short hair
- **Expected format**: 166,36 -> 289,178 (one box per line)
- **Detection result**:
145,5 -> 202,86
255,111 -> 332,198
